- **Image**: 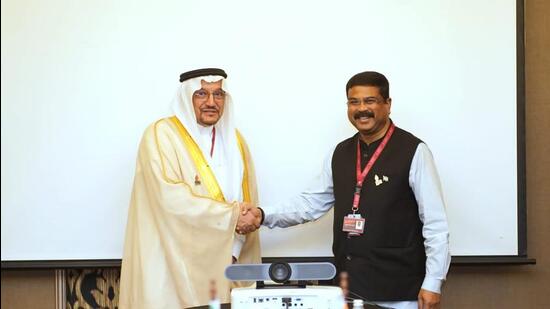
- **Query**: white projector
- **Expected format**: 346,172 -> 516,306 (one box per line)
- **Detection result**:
231,285 -> 345,309
226,262 -> 345,309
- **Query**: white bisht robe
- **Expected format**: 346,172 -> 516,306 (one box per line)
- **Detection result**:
119,116 -> 261,309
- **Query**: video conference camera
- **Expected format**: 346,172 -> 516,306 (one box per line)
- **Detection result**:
226,261 -> 336,285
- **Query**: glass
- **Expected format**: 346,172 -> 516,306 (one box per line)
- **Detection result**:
193,89 -> 226,101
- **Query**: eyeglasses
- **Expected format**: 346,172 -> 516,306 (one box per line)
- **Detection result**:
193,89 -> 226,101
347,97 -> 385,106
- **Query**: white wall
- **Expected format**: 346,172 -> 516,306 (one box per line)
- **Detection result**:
1,0 -> 518,260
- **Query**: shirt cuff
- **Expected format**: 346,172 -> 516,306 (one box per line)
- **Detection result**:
261,206 -> 275,226
421,276 -> 443,294
258,207 -> 265,226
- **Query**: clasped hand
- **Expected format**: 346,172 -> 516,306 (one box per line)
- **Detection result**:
235,202 -> 261,235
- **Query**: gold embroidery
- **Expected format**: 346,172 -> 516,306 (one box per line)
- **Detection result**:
166,117 -> 252,203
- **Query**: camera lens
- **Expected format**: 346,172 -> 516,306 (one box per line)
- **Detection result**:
268,262 -> 292,283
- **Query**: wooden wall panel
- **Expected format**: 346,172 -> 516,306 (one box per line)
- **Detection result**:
1,270 -> 56,309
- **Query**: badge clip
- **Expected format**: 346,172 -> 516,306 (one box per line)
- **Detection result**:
342,214 -> 365,236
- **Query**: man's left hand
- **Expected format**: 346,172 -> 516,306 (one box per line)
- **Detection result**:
418,289 -> 441,309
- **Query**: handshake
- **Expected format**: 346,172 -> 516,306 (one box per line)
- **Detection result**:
235,202 -> 263,235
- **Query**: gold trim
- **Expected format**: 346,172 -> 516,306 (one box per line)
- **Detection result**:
152,119 -> 232,205
154,117 -> 252,204
236,130 -> 251,203
168,116 -> 225,202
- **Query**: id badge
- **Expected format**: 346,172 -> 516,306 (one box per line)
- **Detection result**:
342,214 -> 365,235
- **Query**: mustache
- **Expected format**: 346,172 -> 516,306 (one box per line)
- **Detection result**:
354,110 -> 374,119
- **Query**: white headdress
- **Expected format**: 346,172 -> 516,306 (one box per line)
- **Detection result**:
171,72 -> 244,202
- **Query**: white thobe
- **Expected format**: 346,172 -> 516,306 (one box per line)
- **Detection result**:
197,124 -> 245,258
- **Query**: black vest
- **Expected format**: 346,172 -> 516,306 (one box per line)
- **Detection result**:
331,126 -> 425,301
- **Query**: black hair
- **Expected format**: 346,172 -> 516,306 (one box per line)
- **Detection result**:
345,71 -> 390,99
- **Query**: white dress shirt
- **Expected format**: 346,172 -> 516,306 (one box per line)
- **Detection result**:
263,143 -> 451,308
197,125 -> 245,259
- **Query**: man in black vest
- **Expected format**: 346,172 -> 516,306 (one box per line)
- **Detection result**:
245,71 -> 450,309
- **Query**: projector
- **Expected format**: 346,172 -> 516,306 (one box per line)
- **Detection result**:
231,285 -> 345,309
226,262 -> 345,309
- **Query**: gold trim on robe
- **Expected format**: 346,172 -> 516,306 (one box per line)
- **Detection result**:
236,130 -> 251,203
168,116 -> 252,203
169,116 -> 226,202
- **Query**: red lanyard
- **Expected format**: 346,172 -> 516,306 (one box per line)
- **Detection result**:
352,123 -> 395,213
